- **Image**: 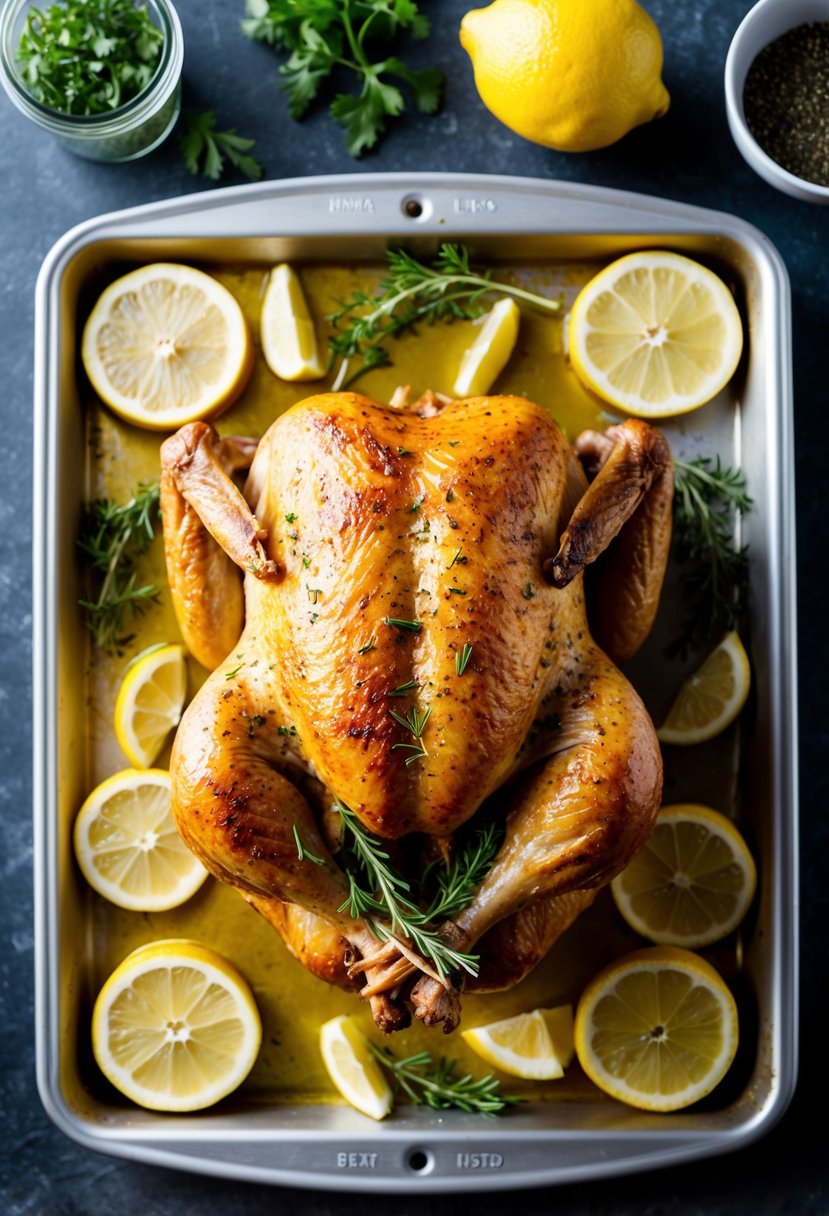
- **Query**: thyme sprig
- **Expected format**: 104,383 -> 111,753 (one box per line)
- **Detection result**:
335,800 -> 485,979
368,1043 -> 523,1115
671,456 -> 752,654
327,244 -> 562,389
77,480 -> 161,653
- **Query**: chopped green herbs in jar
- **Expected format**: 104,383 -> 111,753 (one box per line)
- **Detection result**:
743,22 -> 829,187
0,0 -> 183,160
16,0 -> 164,115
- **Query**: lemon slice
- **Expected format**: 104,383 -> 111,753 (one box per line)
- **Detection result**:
260,264 -> 325,381
657,631 -> 750,745
114,643 -> 187,768
92,939 -> 262,1111
81,263 -> 254,429
319,1015 -> 393,1120
461,1006 -> 573,1079
74,768 -> 208,911
452,297 -> 520,397
611,804 -> 757,947
574,946 -> 739,1111
568,251 -> 743,417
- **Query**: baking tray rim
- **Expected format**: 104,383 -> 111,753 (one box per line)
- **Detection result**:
32,171 -> 799,1191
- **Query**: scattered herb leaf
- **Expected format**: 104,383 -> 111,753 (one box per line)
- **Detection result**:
293,823 -> 327,866
385,616 -> 422,632
179,110 -> 263,181
455,642 -> 474,676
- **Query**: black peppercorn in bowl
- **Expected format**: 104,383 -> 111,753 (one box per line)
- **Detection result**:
725,0 -> 829,202
0,0 -> 183,162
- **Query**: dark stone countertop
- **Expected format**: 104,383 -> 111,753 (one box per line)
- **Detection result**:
1,0 -> 826,1211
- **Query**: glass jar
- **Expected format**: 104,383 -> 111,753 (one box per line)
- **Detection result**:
0,0 -> 183,162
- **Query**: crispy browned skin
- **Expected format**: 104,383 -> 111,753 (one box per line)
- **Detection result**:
162,392 -> 668,1031
568,422 -> 674,662
160,429 -> 267,670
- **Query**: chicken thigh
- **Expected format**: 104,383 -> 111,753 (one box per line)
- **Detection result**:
161,391 -> 672,1031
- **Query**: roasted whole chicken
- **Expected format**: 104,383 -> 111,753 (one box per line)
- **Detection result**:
161,391 -> 673,1032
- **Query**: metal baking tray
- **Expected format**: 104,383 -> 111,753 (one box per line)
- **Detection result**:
33,172 -> 798,1192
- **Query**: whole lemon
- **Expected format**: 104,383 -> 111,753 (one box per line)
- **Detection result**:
460,0 -> 670,153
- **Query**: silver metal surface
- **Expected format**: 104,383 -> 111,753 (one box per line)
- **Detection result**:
32,172 -> 798,1192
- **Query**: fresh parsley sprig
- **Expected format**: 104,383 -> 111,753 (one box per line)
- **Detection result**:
671,456 -> 752,654
328,244 -> 562,389
335,799 -> 490,979
368,1043 -> 523,1115
77,480 -> 161,654
179,111 -> 264,181
16,0 -> 164,116
241,0 -> 442,157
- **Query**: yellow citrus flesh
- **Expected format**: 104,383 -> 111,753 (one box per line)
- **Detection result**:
92,939 -> 261,1111
114,643 -> 187,769
539,1004 -> 575,1069
568,251 -> 744,417
319,1016 -> 394,1120
459,0 -> 669,152
260,263 -> 326,381
74,769 -> 207,912
452,297 -> 521,397
81,263 -> 253,429
574,946 -> 739,1111
611,805 -> 757,947
658,631 -> 751,745
461,1006 -> 573,1079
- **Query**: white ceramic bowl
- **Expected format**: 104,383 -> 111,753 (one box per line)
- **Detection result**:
725,0 -> 829,203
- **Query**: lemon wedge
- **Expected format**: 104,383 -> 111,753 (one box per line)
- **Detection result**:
611,804 -> 757,947
574,946 -> 739,1111
461,1006 -> 573,1079
657,631 -> 751,745
319,1015 -> 393,1120
81,263 -> 253,430
260,264 -> 326,381
114,643 -> 187,769
568,251 -> 743,417
92,939 -> 261,1111
74,768 -> 207,912
452,297 -> 520,397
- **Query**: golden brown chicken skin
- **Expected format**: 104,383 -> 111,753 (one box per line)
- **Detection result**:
162,391 -> 672,1032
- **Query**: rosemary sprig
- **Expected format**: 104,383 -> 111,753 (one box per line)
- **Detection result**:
367,1044 -> 523,1115
671,456 -> 752,654
335,800 -> 480,979
390,702 -> 431,766
328,244 -> 562,389
77,480 -> 161,653
420,825 -> 501,921
389,704 -> 431,737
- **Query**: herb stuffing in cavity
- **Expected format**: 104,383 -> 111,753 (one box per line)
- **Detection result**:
742,23 -> 829,186
16,0 -> 164,115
